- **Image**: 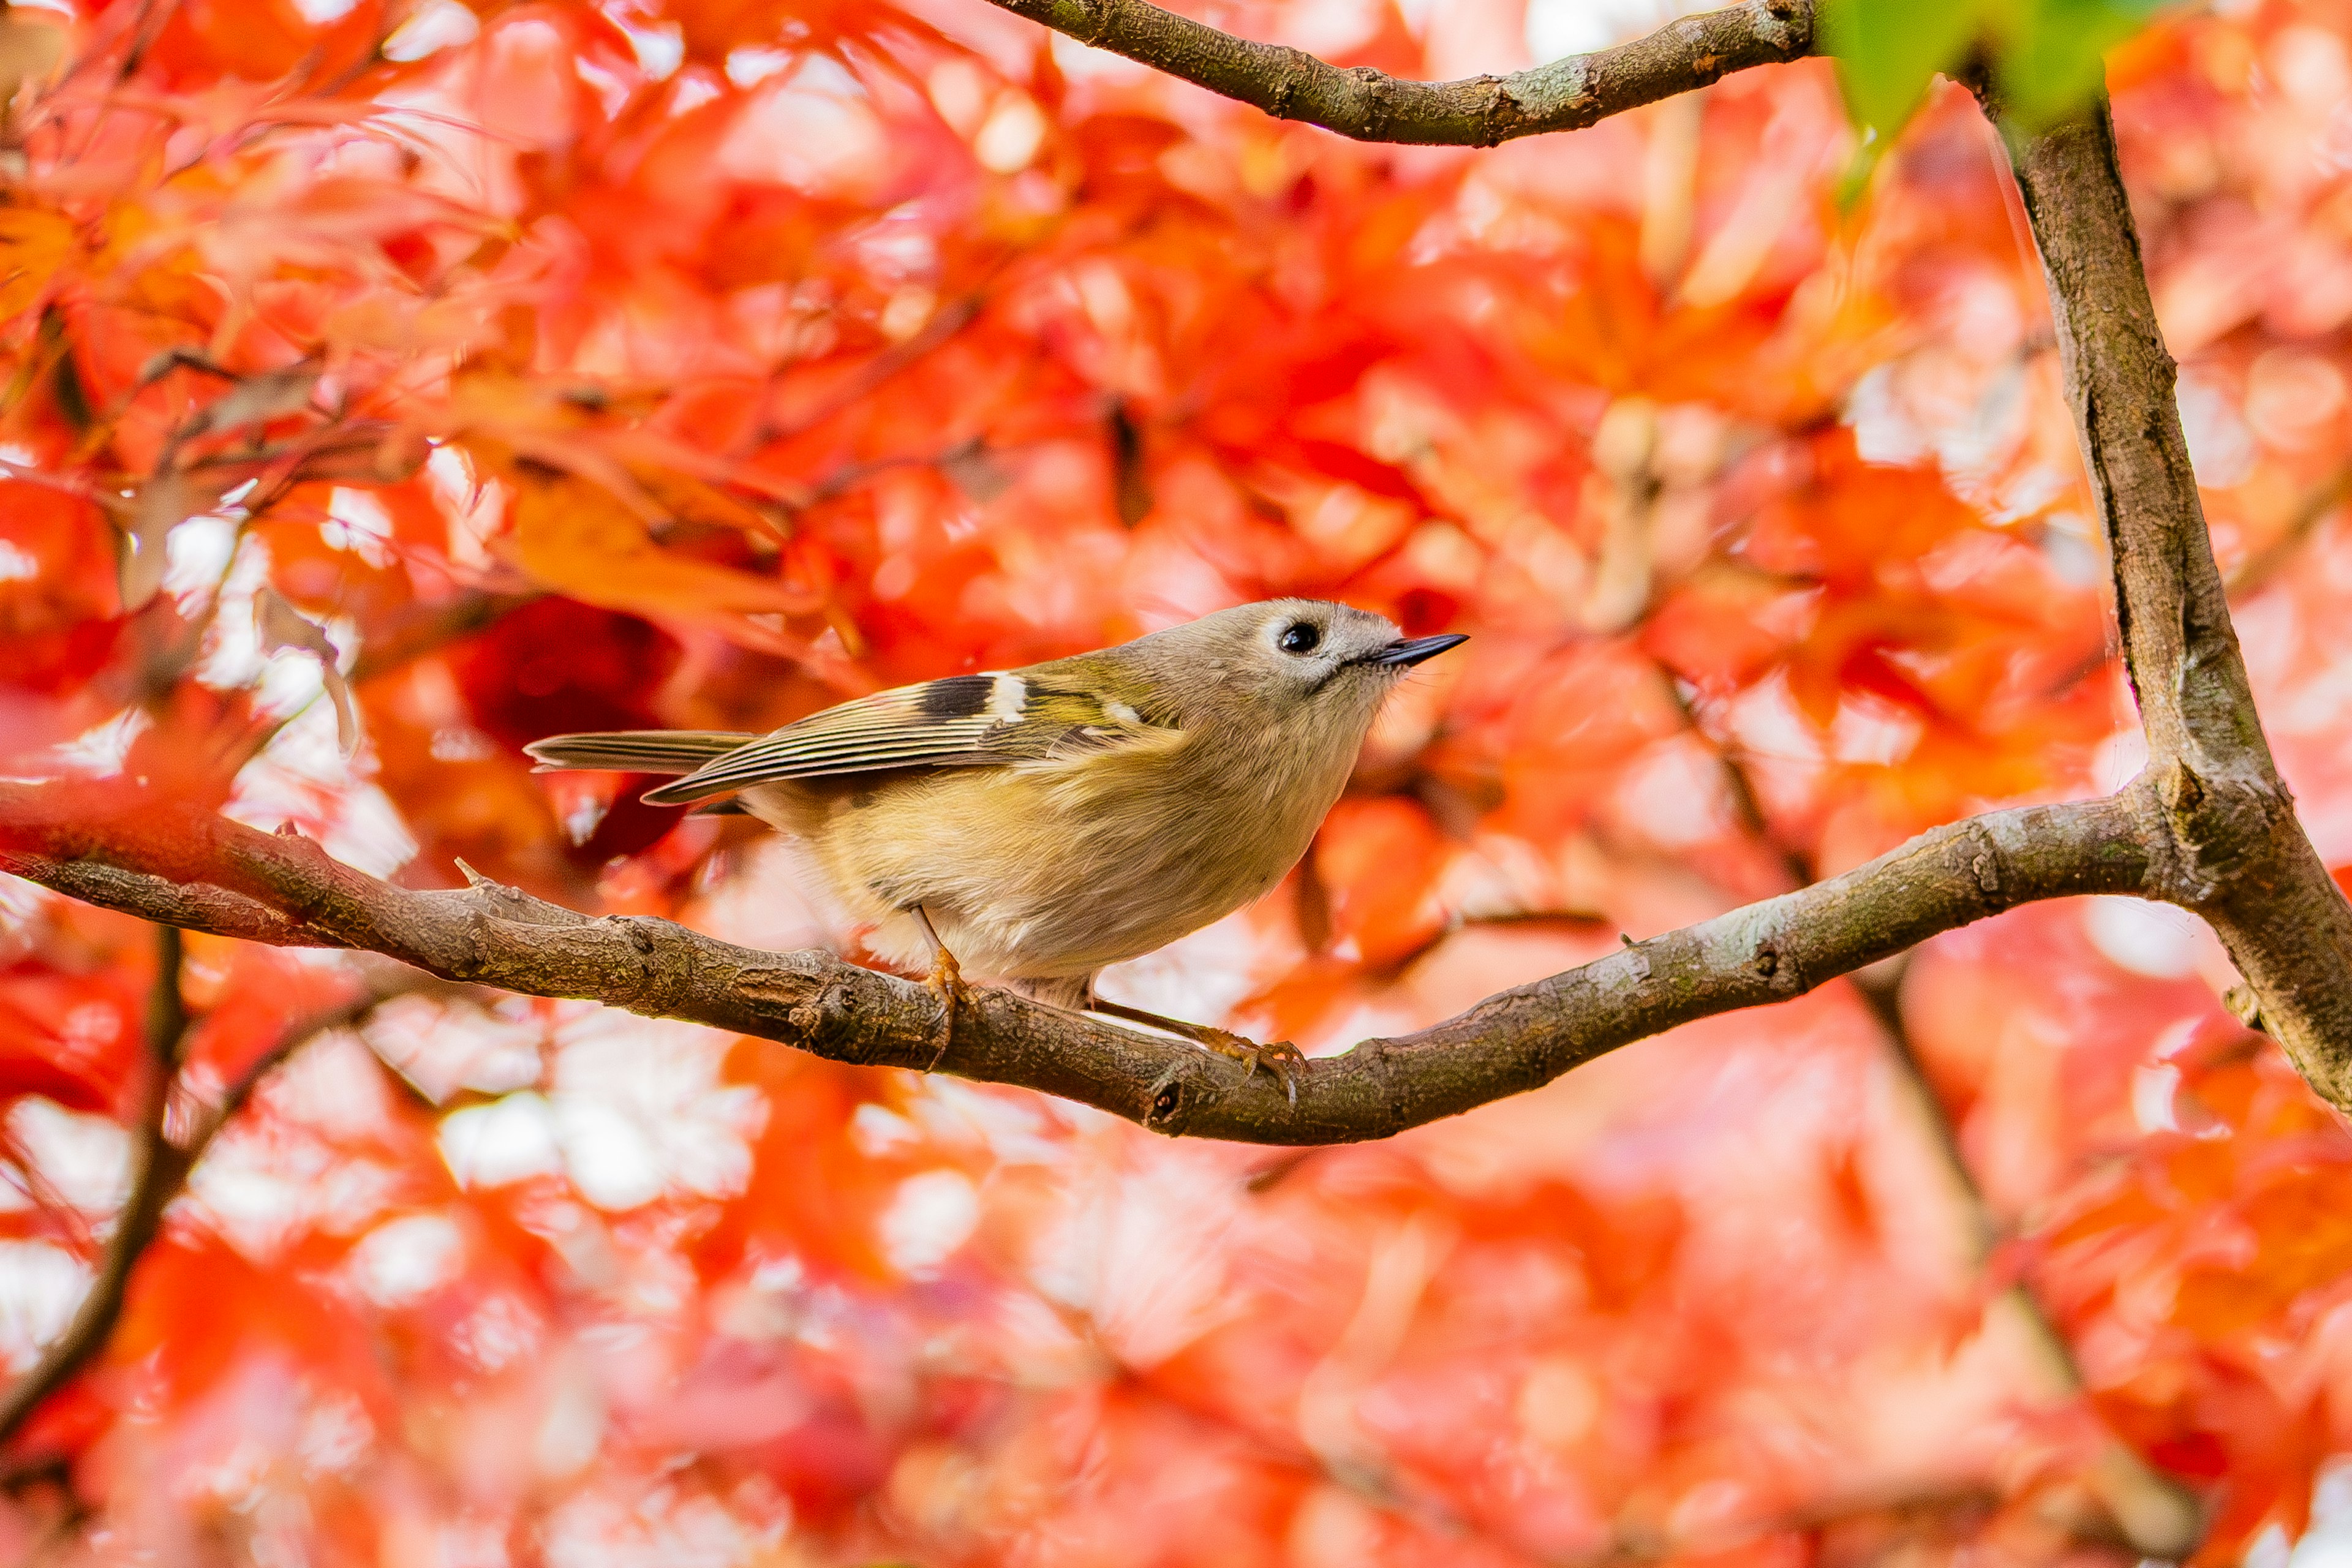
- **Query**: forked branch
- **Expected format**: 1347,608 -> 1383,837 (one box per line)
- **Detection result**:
0,930 -> 192,1449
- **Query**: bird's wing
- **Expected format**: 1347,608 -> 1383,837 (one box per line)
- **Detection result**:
636,668 -> 1176,805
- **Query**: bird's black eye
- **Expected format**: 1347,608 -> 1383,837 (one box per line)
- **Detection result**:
1278,622 -> 1321,654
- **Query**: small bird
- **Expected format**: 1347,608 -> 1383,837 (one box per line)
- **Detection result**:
525,599 -> 1464,1098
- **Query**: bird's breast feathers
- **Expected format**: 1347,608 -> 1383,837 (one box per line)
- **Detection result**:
652,654 -> 1359,979
765,710 -> 1351,980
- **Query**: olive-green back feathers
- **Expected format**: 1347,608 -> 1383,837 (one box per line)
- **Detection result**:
526,663 -> 1178,807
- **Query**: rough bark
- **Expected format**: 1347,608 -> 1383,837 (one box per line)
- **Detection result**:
2,782 -> 2165,1145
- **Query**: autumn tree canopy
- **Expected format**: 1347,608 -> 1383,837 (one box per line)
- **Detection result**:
7,0 -> 2352,1562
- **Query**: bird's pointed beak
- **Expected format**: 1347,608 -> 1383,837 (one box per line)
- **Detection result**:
1366,632 -> 1468,668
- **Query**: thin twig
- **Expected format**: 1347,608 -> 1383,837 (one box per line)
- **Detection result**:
0,927 -> 191,1447
345,589 -> 541,685
752,295 -> 984,448
2224,461 -> 2352,598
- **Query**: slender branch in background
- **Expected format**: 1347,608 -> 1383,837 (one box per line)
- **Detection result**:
979,0 -> 1814,146
0,927 -> 192,1449
0,1126 -> 96,1255
345,589 -> 542,687
0,941 -> 420,1452
1672,689 -> 2199,1557
753,294 -> 984,448
1660,680 -> 1812,889
1,779 -> 2171,1147
2223,461 -> 2352,598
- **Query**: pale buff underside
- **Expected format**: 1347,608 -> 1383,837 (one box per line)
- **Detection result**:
740,715 -> 1362,988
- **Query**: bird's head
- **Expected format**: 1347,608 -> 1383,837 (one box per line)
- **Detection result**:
1128,598 -> 1466,739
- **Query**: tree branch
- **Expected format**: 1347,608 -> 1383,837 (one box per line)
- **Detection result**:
981,0 -> 1814,146
2,780 -> 2166,1146
1993,100 -> 2352,1106
345,589 -> 541,687
0,928 -> 190,1449
0,936 -> 415,1450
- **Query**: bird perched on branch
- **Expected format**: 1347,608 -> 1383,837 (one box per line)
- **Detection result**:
526,599 -> 1465,1100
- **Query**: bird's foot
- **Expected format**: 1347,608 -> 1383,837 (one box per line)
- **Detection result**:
1194,1027 -> 1306,1107
1085,998 -> 1306,1107
908,905 -> 969,1073
924,941 -> 968,1009
923,944 -> 968,1071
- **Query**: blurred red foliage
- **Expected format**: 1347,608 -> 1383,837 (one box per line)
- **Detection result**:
5,0 -> 2352,1562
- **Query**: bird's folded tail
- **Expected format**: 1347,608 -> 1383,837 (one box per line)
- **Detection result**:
522,731 -> 755,777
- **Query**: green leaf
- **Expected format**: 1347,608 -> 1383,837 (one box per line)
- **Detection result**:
1822,0 -> 2174,141
1821,0 -> 1994,140
1994,0 -> 2163,128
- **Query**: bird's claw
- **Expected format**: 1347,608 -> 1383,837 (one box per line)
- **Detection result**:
924,946 -> 968,1071
924,944 -> 968,1009
1196,1027 -> 1306,1106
